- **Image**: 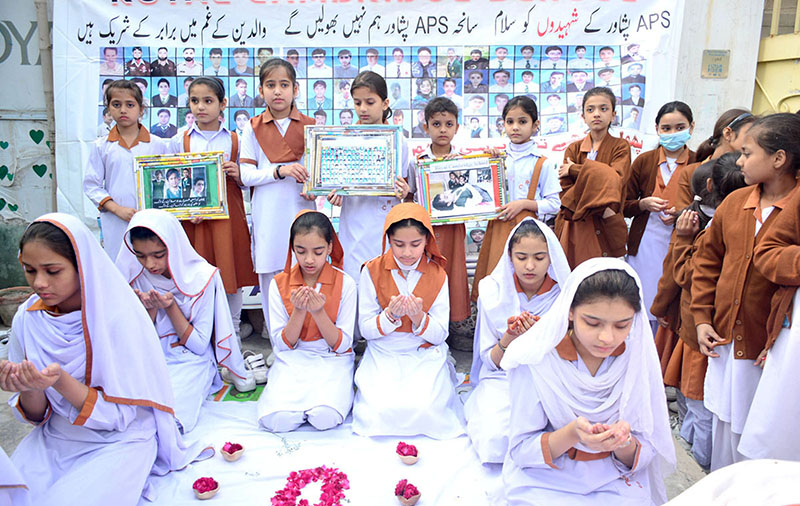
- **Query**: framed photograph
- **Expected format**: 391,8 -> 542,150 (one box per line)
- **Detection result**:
304,125 -> 402,196
416,154 -> 508,224
134,151 -> 228,220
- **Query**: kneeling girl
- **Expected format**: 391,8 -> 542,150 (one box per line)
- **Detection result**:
501,259 -> 675,505
465,218 -> 570,464
258,210 -> 356,432
353,203 -> 464,439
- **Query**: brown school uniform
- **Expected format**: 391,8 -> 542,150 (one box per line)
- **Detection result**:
555,134 -> 631,269
753,185 -> 800,350
624,146 -> 696,255
180,131 -> 258,293
648,158 -> 707,371
471,157 -> 548,302
691,182 -> 800,360
663,229 -> 708,400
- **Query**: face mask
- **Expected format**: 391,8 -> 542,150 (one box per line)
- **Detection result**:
659,129 -> 691,152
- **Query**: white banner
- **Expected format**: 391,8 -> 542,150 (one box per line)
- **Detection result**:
53,0 -> 683,222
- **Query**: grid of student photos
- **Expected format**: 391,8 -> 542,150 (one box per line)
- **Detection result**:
97,44 -> 647,140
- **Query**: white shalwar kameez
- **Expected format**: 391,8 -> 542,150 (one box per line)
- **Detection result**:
353,255 -> 465,439
116,210 -> 250,433
505,140 -> 562,222
739,289 -> 800,460
83,126 -> 168,261
464,218 -> 570,464
258,265 -> 357,432
704,209 -> 774,470
8,213 -> 210,505
626,158 -> 678,322
239,117 -> 315,298
501,259 -> 676,506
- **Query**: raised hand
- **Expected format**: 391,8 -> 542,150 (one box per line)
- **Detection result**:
306,289 -> 327,313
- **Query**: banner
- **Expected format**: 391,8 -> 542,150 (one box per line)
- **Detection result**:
53,0 -> 683,223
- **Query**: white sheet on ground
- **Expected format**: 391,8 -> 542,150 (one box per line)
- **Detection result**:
140,399 -> 504,505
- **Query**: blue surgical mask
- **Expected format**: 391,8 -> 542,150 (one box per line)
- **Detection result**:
658,130 -> 691,152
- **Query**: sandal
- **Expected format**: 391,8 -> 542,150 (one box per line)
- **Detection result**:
243,352 -> 268,384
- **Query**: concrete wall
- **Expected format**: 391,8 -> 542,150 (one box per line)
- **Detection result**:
673,0 -> 766,148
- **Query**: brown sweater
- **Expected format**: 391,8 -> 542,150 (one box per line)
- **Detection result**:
691,183 -> 799,360
624,146 -> 696,256
555,134 -> 631,268
753,185 -> 800,349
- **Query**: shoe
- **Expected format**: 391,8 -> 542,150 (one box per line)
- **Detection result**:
243,352 -> 268,384
239,323 -> 253,339
668,401 -> 679,413
665,386 -> 677,402
265,351 -> 276,368
221,368 -> 256,392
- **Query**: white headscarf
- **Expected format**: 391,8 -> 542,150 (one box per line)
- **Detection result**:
18,213 -> 210,483
469,217 -> 570,382
116,209 -> 248,381
501,258 -> 675,504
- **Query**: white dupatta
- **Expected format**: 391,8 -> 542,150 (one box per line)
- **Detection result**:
19,213 -> 211,487
115,209 -> 248,381
501,258 -> 675,504
469,217 -> 570,383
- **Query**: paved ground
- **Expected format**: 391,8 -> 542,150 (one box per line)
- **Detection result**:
0,311 -> 707,500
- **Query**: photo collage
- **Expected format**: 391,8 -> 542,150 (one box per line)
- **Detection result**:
97,44 -> 647,139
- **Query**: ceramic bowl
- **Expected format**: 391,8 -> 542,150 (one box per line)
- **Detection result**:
399,454 -> 419,465
397,493 -> 420,505
193,485 -> 219,500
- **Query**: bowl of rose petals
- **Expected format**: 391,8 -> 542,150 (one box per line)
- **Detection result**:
221,442 -> 244,462
395,479 -> 420,505
193,477 -> 219,500
396,442 -> 418,465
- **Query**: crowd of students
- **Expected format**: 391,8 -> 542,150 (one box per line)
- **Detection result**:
1,56 -> 798,505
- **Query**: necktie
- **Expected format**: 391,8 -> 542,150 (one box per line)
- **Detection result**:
498,62 -> 503,70
215,70 -> 219,76
526,61 -> 531,69
397,64 -> 401,78
525,84 -> 529,93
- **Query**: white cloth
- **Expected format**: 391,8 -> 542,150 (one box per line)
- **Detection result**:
739,288 -> 800,460
353,257 -> 465,439
0,447 -> 27,506
83,129 -> 168,260
239,121 -> 314,274
665,459 -> 800,506
9,213 -> 210,504
338,136 -> 412,283
140,400 -> 505,506
627,160 -> 677,321
168,122 -> 238,161
307,64 -> 332,78
257,269 -> 356,429
505,140 -> 561,221
501,258 -> 676,505
464,219 -> 569,464
116,210 -> 250,431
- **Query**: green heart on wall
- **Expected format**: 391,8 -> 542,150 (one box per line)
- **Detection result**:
0,198 -> 5,210
7,173 -> 13,181
0,165 -> 7,180
0,141 -> 8,149
29,130 -> 44,144
46,141 -> 51,149
32,164 -> 47,177
7,203 -> 17,212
